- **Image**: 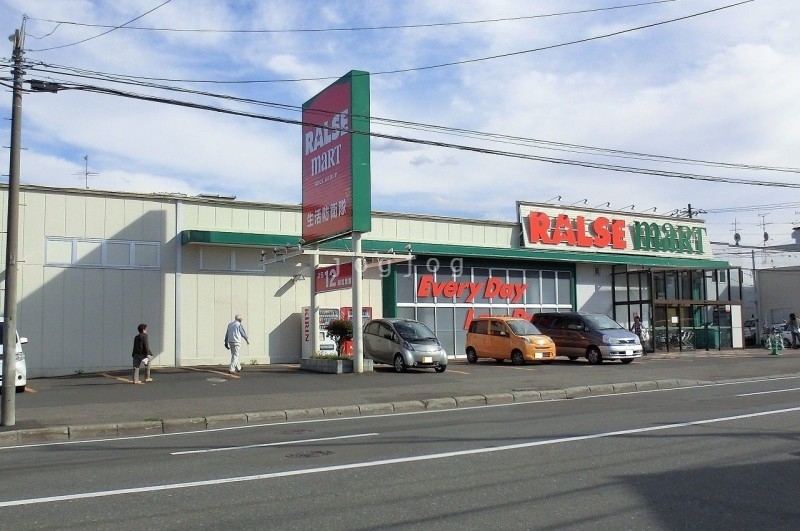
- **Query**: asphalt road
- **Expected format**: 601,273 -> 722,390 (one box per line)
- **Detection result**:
0,372 -> 798,529
7,349 -> 800,430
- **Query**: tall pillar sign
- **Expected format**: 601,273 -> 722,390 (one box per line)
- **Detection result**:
301,70 -> 371,244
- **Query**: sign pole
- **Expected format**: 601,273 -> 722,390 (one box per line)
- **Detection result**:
352,233 -> 363,373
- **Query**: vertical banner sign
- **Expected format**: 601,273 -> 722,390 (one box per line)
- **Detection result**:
302,70 -> 371,245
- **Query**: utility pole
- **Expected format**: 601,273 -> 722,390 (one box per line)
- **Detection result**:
687,204 -> 693,219
2,21 -> 25,426
752,249 -> 760,345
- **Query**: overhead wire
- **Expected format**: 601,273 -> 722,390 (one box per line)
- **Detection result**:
32,78 -> 800,191
24,1 -> 752,82
26,1 -> 677,34
29,0 -> 173,52
23,58 -> 800,179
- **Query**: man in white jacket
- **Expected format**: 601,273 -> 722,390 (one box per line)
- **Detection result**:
224,314 -> 250,373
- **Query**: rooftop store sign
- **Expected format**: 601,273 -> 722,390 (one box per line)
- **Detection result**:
517,202 -> 712,259
301,70 -> 371,245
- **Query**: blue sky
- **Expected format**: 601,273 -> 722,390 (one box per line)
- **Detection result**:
1,0 -> 799,247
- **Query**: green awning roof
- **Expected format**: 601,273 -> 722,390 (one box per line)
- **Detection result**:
180,230 -> 731,269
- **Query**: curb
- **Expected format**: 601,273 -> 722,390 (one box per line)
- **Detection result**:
0,378 -> 711,447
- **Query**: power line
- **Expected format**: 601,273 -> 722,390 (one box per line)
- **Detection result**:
26,1 -> 677,36
29,0 -> 173,52
36,78 -> 800,190
25,1 -> 753,82
23,60 -> 800,177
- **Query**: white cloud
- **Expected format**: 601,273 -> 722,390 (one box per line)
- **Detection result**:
2,0 -> 799,247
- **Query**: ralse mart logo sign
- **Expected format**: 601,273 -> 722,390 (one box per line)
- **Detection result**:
527,212 -> 707,255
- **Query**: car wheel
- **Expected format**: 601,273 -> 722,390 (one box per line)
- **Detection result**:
393,354 -> 407,373
466,348 -> 478,364
567,356 -> 579,361
620,358 -> 634,364
434,365 -> 446,373
510,350 -> 525,366
586,347 -> 603,365
15,385 -> 25,393
783,338 -> 792,348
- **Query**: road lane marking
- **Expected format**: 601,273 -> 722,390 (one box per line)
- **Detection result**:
446,369 -> 470,374
170,432 -> 378,455
736,387 -> 800,397
2,405 -> 799,507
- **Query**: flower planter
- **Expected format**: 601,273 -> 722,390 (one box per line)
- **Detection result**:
300,358 -> 373,374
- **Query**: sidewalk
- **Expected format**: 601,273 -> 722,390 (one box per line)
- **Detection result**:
1,348 -> 798,446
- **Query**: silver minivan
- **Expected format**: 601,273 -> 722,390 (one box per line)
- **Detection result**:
363,318 -> 448,373
531,312 -> 643,364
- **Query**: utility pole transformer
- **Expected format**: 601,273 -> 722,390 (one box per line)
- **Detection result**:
2,22 -> 25,426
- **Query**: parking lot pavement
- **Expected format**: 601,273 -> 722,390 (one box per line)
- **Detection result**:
2,349 -> 799,445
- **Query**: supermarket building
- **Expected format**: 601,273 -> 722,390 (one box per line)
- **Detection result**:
1,185 -> 744,378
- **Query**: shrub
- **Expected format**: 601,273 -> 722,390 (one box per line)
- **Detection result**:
325,319 -> 353,356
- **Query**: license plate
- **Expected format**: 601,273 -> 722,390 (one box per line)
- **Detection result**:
422,356 -> 433,364
534,352 -> 543,359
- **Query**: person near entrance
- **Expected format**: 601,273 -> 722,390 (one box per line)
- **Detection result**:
630,314 -> 645,351
790,313 -> 800,349
224,314 -> 249,373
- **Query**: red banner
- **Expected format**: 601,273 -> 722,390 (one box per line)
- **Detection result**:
314,262 -> 353,293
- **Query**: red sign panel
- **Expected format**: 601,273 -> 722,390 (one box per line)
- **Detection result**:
314,262 -> 353,293
302,77 -> 355,244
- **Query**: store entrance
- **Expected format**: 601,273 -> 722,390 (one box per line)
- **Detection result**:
613,266 -> 742,353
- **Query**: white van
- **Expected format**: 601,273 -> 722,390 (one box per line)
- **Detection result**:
0,318 -> 28,393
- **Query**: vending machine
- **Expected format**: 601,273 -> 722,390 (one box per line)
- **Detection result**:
340,306 -> 373,355
301,306 -> 340,358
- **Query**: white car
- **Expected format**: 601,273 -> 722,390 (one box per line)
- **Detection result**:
0,319 -> 28,393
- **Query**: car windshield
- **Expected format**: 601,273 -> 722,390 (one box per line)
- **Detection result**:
582,314 -> 624,330
393,320 -> 437,341
507,320 -> 542,336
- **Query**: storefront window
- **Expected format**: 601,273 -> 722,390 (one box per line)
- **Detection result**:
436,307 -> 456,359
678,271 -> 691,300
615,277 -> 628,302
526,271 -> 541,304
541,271 -> 556,304
417,306 -> 436,334
628,273 -> 640,302
639,271 -> 651,301
665,271 -> 677,300
653,271 -> 666,300
472,268 -> 491,305
396,263 -> 415,303
508,269 -> 524,303
557,271 -> 571,305
395,262 -> 573,358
